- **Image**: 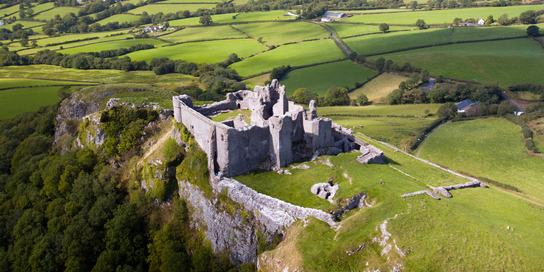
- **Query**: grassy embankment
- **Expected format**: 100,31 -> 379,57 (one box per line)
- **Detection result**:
229,39 -> 345,77
419,118 -> 544,202
0,86 -> 82,119
233,22 -> 330,46
280,60 -> 378,96
370,38 -> 544,86
126,39 -> 267,63
342,5 -> 540,25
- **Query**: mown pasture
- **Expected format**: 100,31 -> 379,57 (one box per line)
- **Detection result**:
126,39 -> 267,63
345,28 -> 451,55
57,38 -> 168,54
241,73 -> 269,90
95,14 -> 141,25
348,73 -> 407,100
34,6 -> 81,20
229,39 -> 345,77
29,2 -> 55,14
18,33 -> 134,55
233,22 -> 329,46
318,104 -> 441,117
280,60 -> 378,96
328,23 -> 415,38
0,65 -> 199,84
329,8 -> 410,13
0,4 -> 30,18
419,118 -> 544,201
371,38 -> 544,86
168,10 -> 294,26
342,5 -> 540,25
162,0 -> 221,2
329,115 -> 436,146
0,78 -> 96,89
0,86 -> 77,119
0,20 -> 44,30
130,4 -> 218,14
451,24 -> 544,42
160,25 -> 246,43
32,30 -> 130,47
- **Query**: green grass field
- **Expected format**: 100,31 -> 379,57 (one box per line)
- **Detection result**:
18,32 -> 134,55
160,25 -> 246,43
0,78 -> 96,89
229,39 -> 345,77
0,20 -> 44,31
318,104 -> 441,117
129,4 -> 217,14
241,73 -> 269,90
329,8 -> 410,13
345,28 -> 451,55
210,109 -> 251,122
419,118 -> 544,201
95,14 -> 141,25
32,30 -> 130,47
328,23 -> 415,38
371,38 -> 544,87
162,0 -> 221,2
348,73 -> 407,100
0,65 -> 199,85
280,60 -> 378,96
342,5 -> 541,25
30,2 -> 55,14
451,24 -> 543,42
0,86 -> 68,119
34,6 -> 81,20
126,39 -> 266,63
0,4 -> 29,18
333,116 -> 436,146
57,38 -> 168,54
168,10 -> 294,26
233,22 -> 329,46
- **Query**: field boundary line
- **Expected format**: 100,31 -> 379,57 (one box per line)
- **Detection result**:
529,36 -> 544,50
316,23 -> 352,55
17,37 -> 139,55
240,58 -> 346,80
337,29 -> 413,39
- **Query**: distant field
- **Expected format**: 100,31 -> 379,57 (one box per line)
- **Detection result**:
57,38 -> 167,54
0,78 -> 96,89
329,8 -> 410,13
331,116 -> 436,146
371,38 -> 544,86
233,22 -> 329,46
18,32 -> 133,55
162,0 -> 221,2
34,7 -> 81,20
280,60 -> 378,96
348,73 -> 407,100
345,28 -> 451,55
0,86 -> 63,119
95,14 -> 141,24
328,23 -> 415,38
342,5 -> 541,25
169,11 -> 294,26
160,25 -> 246,43
30,2 -> 55,14
451,24 -> 543,42
318,104 -> 442,117
242,73 -> 269,90
126,39 -> 267,63
0,20 -> 44,31
0,65 -> 198,85
130,4 -> 216,14
0,4 -> 27,18
419,118 -> 544,201
229,39 -> 345,77
33,30 -> 129,47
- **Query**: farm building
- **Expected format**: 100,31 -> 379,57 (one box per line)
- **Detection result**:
455,99 -> 481,112
324,12 -> 345,18
321,17 -> 332,22
459,19 -> 485,27
0,21 -> 4,26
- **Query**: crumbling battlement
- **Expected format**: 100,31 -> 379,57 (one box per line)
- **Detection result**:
173,80 -> 367,178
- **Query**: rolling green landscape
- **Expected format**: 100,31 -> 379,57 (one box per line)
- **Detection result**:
348,73 -> 407,100
57,38 -> 168,54
328,23 -> 415,37
160,25 -> 246,43
233,22 -> 330,46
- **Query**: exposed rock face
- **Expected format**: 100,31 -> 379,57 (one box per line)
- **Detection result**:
310,182 -> 339,200
357,144 -> 385,164
330,192 -> 366,218
401,181 -> 488,200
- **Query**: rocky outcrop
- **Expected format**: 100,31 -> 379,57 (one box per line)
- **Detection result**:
311,182 -> 339,200
330,192 -> 366,218
402,181 -> 488,200
357,144 -> 385,164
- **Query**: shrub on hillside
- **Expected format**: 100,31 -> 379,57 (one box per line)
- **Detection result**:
522,125 -> 533,139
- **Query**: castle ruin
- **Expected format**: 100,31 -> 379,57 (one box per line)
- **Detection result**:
172,79 -> 382,178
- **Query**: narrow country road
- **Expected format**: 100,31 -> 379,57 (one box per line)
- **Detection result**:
502,93 -> 529,111
318,23 -> 350,55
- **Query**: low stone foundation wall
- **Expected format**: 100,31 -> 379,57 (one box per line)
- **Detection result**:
214,177 -> 337,232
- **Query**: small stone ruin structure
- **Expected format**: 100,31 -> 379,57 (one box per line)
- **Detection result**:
173,79 -> 380,178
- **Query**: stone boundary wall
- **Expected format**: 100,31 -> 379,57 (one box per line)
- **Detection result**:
215,177 -> 337,231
